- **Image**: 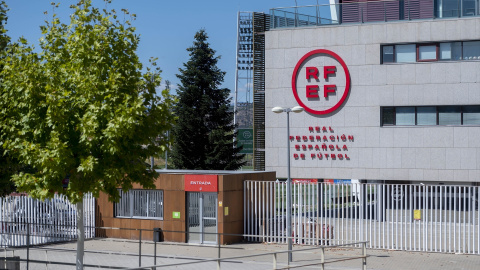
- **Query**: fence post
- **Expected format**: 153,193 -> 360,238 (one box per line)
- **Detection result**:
362,242 -> 367,270
139,230 -> 142,267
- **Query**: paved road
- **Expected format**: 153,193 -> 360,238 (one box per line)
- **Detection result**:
3,239 -> 480,269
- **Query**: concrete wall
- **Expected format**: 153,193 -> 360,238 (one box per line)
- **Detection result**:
265,17 -> 480,183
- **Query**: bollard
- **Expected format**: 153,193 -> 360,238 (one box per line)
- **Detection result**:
139,230 -> 142,267
272,253 -> 277,269
362,242 -> 367,270
320,247 -> 325,270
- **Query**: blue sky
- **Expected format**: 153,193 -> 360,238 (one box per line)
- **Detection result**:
5,0 -> 305,101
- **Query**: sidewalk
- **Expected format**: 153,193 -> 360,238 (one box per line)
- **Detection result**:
3,239 -> 480,269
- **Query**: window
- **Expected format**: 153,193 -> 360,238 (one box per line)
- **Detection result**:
396,107 -> 415,125
382,107 -> 395,125
382,46 -> 394,63
381,105 -> 480,126
418,45 -> 437,61
438,106 -> 461,125
463,106 -> 480,125
115,189 -> 164,219
395,44 -> 416,63
382,40 -> 479,63
417,107 -> 437,125
463,41 -> 480,60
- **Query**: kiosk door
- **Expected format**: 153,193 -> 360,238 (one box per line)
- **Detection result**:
187,192 -> 217,244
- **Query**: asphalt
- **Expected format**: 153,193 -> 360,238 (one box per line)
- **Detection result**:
2,238 -> 480,269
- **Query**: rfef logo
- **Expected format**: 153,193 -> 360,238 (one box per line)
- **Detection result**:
292,49 -> 351,115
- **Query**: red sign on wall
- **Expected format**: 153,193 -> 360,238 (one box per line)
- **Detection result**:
292,49 -> 351,115
184,175 -> 218,192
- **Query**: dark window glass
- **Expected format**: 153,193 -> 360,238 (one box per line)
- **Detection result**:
439,106 -> 462,125
382,46 -> 394,63
382,107 -> 395,126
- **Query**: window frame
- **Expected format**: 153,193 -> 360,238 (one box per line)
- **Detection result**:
381,105 -> 480,127
114,189 -> 164,220
381,40 -> 480,64
417,43 -> 439,62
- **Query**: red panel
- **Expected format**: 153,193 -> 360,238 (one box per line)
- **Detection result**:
293,179 -> 319,183
184,175 -> 218,192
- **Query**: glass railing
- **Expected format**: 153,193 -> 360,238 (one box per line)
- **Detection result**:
270,0 -> 480,29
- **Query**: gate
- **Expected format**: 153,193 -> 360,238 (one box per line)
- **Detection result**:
244,181 -> 480,254
0,193 -> 95,247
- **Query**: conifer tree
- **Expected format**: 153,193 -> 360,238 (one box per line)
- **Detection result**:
171,30 -> 245,170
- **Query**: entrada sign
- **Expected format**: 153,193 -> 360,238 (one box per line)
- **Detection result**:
184,175 -> 218,192
292,49 -> 351,115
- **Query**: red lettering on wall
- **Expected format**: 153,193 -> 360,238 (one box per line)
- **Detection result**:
343,145 -> 348,150
330,135 -> 335,141
348,135 -> 354,141
324,66 -> 336,79
324,85 -> 336,98
316,135 -> 321,140
306,67 -> 319,80
317,153 -> 323,159
306,85 -> 319,98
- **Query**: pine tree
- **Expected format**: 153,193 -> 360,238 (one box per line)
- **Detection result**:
171,30 -> 245,170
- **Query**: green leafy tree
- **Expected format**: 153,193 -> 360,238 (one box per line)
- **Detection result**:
0,1 -> 19,196
0,1 -> 174,268
171,30 -> 245,170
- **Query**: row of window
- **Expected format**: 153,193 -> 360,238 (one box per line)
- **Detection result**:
114,189 -> 164,219
382,41 -> 480,63
381,105 -> 480,126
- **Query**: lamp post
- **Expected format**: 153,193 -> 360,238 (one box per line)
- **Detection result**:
272,105 -> 304,263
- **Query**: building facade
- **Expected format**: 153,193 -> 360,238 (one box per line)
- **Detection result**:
265,1 -> 480,186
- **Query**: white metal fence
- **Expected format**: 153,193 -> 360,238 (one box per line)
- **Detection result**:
244,181 -> 480,254
0,193 -> 95,247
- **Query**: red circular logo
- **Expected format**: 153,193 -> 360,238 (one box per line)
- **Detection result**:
292,49 -> 351,115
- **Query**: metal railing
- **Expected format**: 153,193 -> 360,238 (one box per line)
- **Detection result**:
270,0 -> 480,29
1,226 -> 368,270
245,181 -> 480,254
0,193 -> 95,247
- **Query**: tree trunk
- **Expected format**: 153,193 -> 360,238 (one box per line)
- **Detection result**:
76,200 -> 84,270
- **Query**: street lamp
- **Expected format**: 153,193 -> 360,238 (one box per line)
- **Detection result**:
272,105 -> 304,263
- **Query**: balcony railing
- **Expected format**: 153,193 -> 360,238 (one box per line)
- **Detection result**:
270,0 -> 480,29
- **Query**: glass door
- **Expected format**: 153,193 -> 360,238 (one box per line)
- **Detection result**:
187,192 -> 217,244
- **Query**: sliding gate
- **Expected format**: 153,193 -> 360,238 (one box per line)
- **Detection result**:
244,181 -> 480,254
